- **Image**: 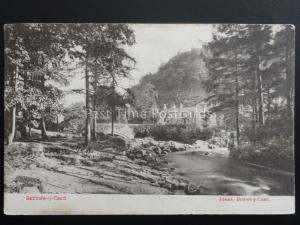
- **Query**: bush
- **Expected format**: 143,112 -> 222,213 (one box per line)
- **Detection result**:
233,116 -> 294,172
243,117 -> 293,146
133,125 -> 151,138
230,141 -> 294,172
134,124 -> 213,144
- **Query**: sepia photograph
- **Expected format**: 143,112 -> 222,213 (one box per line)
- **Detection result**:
3,23 -> 295,214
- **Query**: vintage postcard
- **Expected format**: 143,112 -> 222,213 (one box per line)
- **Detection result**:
4,23 -> 295,214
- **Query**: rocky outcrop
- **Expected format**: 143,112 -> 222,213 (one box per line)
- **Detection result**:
126,137 -> 192,161
191,140 -> 229,156
5,135 -> 189,194
125,136 -> 229,160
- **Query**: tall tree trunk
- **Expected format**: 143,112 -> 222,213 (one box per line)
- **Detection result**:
40,74 -> 48,139
85,55 -> 91,145
21,73 -> 29,138
285,45 -> 292,118
40,114 -> 48,139
56,114 -> 59,130
92,110 -> 97,139
92,99 -> 96,139
235,75 -> 240,147
266,86 -> 271,119
92,65 -> 97,139
111,75 -> 115,136
251,94 -> 257,145
20,109 -> 28,138
255,56 -> 264,125
8,107 -> 16,145
254,99 -> 258,122
251,72 -> 257,145
234,49 -> 240,147
111,106 -> 115,136
28,126 -> 32,137
7,65 -> 18,145
27,110 -> 32,137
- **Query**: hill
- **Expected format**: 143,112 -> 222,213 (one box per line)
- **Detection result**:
132,48 -> 210,109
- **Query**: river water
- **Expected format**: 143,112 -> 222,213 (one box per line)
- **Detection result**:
166,151 -> 294,195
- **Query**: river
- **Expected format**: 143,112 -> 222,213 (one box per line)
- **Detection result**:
166,151 -> 294,195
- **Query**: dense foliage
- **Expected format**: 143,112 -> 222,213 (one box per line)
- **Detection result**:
204,25 -> 294,171
131,48 -> 209,109
4,24 -> 136,144
134,124 -> 213,144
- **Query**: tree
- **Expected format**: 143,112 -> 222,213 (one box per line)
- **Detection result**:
67,24 -> 136,143
131,82 -> 158,121
205,24 -> 294,154
204,25 -> 249,146
61,102 -> 86,134
21,24 -> 71,139
4,24 -> 30,144
5,24 -> 72,142
273,25 -> 295,119
103,48 -> 136,136
244,25 -> 273,126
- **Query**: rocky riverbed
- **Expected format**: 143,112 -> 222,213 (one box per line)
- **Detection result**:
5,132 -> 292,195
4,129 -> 234,195
4,133 -> 194,194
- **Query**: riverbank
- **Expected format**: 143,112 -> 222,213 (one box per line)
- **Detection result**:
5,130 -> 294,195
4,132 -> 190,194
165,150 -> 294,195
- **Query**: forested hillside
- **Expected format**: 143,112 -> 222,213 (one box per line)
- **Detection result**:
132,48 -> 209,108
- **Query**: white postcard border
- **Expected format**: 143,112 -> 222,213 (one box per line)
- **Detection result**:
4,194 -> 295,215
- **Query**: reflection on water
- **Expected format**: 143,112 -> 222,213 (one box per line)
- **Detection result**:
166,151 -> 294,195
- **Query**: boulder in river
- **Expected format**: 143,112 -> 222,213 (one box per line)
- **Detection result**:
127,138 -> 189,154
192,140 -> 230,156
184,183 -> 200,195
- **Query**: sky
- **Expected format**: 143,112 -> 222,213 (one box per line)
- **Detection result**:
62,24 -> 213,106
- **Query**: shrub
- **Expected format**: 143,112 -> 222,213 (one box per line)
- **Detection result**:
230,141 -> 294,172
134,124 -> 213,144
133,125 -> 151,138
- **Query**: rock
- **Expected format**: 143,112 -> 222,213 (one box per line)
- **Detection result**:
145,154 -> 156,163
126,152 -> 135,160
161,151 -> 167,155
111,136 -> 127,148
158,180 -> 173,190
126,139 -> 140,149
74,155 -> 83,165
136,153 -> 142,158
4,163 -> 13,176
22,186 -> 40,193
141,149 -> 147,156
165,178 -> 180,188
101,147 -> 115,152
153,147 -> 162,154
81,159 -> 94,166
29,164 -> 37,170
126,137 -> 188,162
96,132 -> 106,139
178,182 -> 186,189
193,140 -> 210,150
184,183 -> 200,195
192,139 -> 230,156
30,143 -> 44,154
